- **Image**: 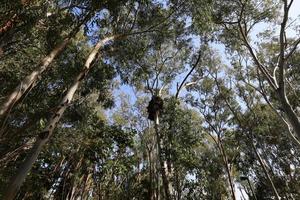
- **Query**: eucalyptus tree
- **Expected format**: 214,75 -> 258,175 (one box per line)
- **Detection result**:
0,0 -> 34,50
0,0 -> 107,121
235,104 -> 299,199
185,44 -> 244,199
2,0 -> 178,199
221,67 -> 300,199
211,0 -> 300,143
106,4 -> 194,197
109,89 -> 211,199
0,29 -> 91,170
3,0 -> 300,199
13,101 -> 135,200
200,43 -> 300,199
0,0 -> 126,120
106,2 -> 219,194
110,93 -> 161,199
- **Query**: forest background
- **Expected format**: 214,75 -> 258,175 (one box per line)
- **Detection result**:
1,0 -> 300,199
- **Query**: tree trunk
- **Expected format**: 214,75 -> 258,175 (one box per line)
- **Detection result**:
251,142 -> 280,200
154,112 -> 172,200
82,172 -> 93,200
0,138 -> 35,168
278,90 -> 300,139
155,163 -> 160,200
3,35 -> 118,200
174,167 -> 181,200
0,14 -> 91,120
218,139 -> 236,200
147,147 -> 155,200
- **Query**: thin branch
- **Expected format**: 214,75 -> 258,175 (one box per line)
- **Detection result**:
236,3 -> 278,90
256,69 -> 300,147
175,47 -> 204,98
285,37 -> 300,60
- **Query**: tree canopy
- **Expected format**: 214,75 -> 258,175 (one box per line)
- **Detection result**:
1,0 -> 300,199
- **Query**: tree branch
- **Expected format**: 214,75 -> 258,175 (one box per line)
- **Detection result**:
175,47 -> 204,98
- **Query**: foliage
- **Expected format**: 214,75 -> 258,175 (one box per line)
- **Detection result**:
1,0 -> 300,199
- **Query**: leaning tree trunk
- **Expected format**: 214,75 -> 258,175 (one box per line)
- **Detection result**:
3,35 -> 118,200
154,112 -> 172,200
218,138 -> 236,200
0,13 -> 91,120
251,141 -> 281,200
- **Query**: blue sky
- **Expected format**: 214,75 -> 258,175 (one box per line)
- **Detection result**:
107,1 -> 300,199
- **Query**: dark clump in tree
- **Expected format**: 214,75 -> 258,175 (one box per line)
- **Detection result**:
147,96 -> 164,121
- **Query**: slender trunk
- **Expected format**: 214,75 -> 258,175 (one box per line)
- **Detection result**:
246,178 -> 257,200
0,138 -> 35,168
251,142 -> 280,200
80,173 -> 88,200
278,90 -> 300,139
174,167 -> 181,200
68,183 -> 78,200
82,173 -> 92,200
3,35 -> 118,200
154,112 -> 171,200
148,148 -> 154,200
218,139 -> 236,200
277,0 -> 300,142
239,187 -> 247,200
0,14 -> 91,120
155,163 -> 160,200
3,137 -> 47,200
166,117 -> 173,179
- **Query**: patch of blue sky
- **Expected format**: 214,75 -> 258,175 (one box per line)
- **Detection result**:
102,2 -> 300,198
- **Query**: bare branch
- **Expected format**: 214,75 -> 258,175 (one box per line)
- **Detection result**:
175,47 -> 204,98
285,37 -> 300,60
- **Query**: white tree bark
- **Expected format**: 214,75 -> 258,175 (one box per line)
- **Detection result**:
154,112 -> 172,200
3,35 -> 118,200
0,15 -> 91,119
237,0 -> 300,142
